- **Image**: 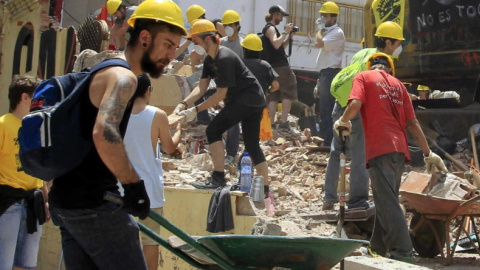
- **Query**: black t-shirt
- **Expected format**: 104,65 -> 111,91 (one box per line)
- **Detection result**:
49,77 -> 132,209
202,46 -> 265,107
243,58 -> 279,95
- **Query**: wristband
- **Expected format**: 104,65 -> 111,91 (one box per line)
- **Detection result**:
181,101 -> 188,107
195,106 -> 199,113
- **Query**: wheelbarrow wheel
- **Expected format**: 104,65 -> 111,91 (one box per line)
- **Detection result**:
409,213 -> 446,258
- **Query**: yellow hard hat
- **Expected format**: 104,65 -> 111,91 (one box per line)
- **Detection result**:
319,1 -> 339,14
107,0 -> 122,15
375,21 -> 405,41
127,0 -> 187,35
366,53 -> 395,76
222,10 -> 241,25
241,34 -> 262,51
417,85 -> 431,91
186,5 -> 205,23
187,19 -> 216,38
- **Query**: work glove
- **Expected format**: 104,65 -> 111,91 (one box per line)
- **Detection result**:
173,102 -> 187,115
424,151 -> 448,174
178,106 -> 198,123
122,180 -> 150,220
333,118 -> 352,141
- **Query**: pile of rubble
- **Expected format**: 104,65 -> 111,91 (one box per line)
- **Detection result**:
161,115 -> 362,238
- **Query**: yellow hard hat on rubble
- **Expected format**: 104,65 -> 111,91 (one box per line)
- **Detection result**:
241,34 -> 263,51
366,53 -> 395,76
187,19 -> 216,38
107,0 -> 122,15
319,1 -> 340,14
186,5 -> 206,23
127,0 -> 187,35
222,10 -> 241,25
375,21 -> 405,41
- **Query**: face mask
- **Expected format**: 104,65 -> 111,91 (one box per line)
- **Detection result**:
315,17 -> 326,30
193,44 -> 205,55
392,44 -> 402,58
225,26 -> 235,37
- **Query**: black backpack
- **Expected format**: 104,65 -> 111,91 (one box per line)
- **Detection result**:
18,58 -> 131,181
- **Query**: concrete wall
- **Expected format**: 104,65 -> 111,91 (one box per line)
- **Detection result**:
37,188 -> 257,270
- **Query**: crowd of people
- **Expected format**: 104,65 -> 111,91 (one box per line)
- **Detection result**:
0,0 -> 451,269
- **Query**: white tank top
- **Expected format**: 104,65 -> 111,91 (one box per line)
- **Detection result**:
123,105 -> 165,208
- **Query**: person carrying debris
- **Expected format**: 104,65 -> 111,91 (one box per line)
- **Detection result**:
314,1 -> 345,147
173,19 -> 270,198
107,0 -> 137,51
334,53 -> 447,263
323,21 -> 405,211
48,1 -> 187,269
0,75 -> 49,270
263,5 -> 298,131
123,74 -> 182,270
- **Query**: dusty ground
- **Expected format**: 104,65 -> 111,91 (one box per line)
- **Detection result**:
161,118 -> 480,269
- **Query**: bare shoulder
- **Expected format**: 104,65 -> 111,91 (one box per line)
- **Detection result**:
153,107 -> 168,123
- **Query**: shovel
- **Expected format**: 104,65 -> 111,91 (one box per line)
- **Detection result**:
336,129 -> 349,239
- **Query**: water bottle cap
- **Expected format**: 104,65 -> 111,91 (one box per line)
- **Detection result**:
244,152 -> 249,156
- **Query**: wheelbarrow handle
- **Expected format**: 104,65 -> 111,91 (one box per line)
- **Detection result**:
103,192 -> 239,270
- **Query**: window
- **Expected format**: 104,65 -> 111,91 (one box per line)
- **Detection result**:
287,0 -> 364,42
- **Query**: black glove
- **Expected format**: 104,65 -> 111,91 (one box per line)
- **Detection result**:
122,180 -> 150,220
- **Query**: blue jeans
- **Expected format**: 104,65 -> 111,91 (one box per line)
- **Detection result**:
323,102 -> 370,208
368,152 -> 413,258
317,68 -> 341,146
0,202 -> 42,270
50,203 -> 147,270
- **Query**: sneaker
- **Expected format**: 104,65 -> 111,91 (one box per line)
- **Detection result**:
322,202 -> 334,210
191,172 -> 226,189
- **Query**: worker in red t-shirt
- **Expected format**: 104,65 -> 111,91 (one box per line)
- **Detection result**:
334,53 -> 447,263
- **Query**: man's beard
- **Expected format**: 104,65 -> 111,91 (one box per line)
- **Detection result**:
141,47 -> 170,79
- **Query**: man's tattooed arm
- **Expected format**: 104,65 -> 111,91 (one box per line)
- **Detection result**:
97,76 -> 136,144
93,73 -> 140,184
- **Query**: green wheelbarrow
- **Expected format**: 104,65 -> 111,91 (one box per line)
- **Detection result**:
105,192 -> 368,270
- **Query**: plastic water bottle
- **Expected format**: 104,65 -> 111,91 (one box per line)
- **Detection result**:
240,152 -> 253,193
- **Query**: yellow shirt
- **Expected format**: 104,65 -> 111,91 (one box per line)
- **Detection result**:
0,113 -> 43,190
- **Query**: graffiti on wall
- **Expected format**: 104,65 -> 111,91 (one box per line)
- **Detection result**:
409,0 -> 480,52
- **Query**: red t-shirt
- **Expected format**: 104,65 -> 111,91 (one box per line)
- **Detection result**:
348,70 -> 416,163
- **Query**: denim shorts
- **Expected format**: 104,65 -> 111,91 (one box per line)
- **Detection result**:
0,202 -> 42,270
50,202 -> 147,270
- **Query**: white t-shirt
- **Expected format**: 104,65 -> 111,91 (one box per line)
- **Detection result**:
316,24 -> 345,71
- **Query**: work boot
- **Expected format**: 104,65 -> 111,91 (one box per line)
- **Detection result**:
191,171 -> 226,189
322,202 -> 334,211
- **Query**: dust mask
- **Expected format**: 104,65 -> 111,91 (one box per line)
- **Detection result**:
225,26 -> 235,37
193,44 -> 206,55
392,45 -> 402,58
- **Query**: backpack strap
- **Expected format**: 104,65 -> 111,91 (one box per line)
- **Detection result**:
90,58 -> 131,74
